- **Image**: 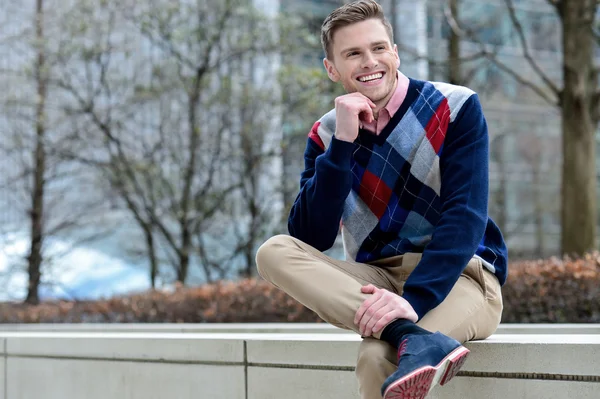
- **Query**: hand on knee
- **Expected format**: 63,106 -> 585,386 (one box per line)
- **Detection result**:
354,284 -> 418,337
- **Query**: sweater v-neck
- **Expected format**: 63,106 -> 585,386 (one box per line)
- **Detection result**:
356,78 -> 422,147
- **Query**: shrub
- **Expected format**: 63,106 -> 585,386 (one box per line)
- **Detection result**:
0,279 -> 320,324
0,252 -> 598,323
501,252 -> 600,323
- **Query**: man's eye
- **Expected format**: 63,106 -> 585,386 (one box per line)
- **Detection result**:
374,46 -> 385,51
347,52 -> 359,57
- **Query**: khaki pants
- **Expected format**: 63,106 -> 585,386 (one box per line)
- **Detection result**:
255,235 -> 503,399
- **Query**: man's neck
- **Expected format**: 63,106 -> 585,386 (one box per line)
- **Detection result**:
373,76 -> 399,120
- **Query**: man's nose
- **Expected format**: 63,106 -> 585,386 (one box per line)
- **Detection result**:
361,52 -> 378,69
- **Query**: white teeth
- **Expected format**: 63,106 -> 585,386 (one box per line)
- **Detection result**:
358,73 -> 383,82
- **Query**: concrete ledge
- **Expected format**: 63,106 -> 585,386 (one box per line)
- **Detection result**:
4,332 -> 244,363
0,331 -> 597,398
0,323 -> 598,334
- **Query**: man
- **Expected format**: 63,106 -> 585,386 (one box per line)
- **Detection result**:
256,1 -> 507,398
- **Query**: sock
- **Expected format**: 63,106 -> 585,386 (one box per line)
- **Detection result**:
380,319 -> 431,349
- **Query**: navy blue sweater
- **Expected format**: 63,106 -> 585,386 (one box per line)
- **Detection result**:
288,78 -> 508,319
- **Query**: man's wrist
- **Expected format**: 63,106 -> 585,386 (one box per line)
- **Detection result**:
401,291 -> 424,322
334,131 -> 355,143
325,136 -> 355,168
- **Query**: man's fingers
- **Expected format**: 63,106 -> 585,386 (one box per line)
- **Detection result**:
354,288 -> 416,336
342,94 -> 376,123
362,303 -> 389,337
365,108 -> 374,123
360,94 -> 376,109
361,284 -> 377,294
367,303 -> 398,334
359,298 -> 387,337
348,95 -> 376,111
349,92 -> 377,108
354,289 -> 383,326
359,103 -> 374,123
354,289 -> 382,326
372,308 -> 402,334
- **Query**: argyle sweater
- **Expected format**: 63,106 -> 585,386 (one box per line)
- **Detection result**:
288,78 -> 508,319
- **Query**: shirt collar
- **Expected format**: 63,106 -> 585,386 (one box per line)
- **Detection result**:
360,70 -> 410,134
384,70 -> 410,118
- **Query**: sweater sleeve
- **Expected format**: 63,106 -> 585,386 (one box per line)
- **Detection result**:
287,124 -> 355,252
401,94 -> 489,320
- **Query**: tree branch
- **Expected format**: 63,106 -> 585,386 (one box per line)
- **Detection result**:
483,51 -> 559,105
443,0 -> 559,106
503,0 -> 561,96
56,52 -> 185,272
135,15 -> 197,71
199,0 -> 233,74
396,42 -> 487,68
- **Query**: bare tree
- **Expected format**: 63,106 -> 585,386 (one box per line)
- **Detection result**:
24,0 -> 48,304
0,0 -> 120,302
276,11 -> 345,228
558,0 -> 598,255
447,0 -> 462,84
446,0 -> 599,255
49,0 -> 281,284
227,84 -> 274,278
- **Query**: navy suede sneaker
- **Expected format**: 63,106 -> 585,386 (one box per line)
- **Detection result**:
381,332 -> 470,399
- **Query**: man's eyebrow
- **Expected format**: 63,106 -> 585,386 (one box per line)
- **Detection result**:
371,41 -> 389,47
340,41 -> 389,55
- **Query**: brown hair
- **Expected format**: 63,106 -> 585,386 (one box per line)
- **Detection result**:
321,0 -> 394,60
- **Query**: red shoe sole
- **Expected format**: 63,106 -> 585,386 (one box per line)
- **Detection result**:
439,346 -> 470,386
382,346 -> 470,399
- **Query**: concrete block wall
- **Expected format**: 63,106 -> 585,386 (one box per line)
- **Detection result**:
0,327 -> 597,398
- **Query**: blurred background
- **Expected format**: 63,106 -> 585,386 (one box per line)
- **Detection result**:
0,0 -> 597,315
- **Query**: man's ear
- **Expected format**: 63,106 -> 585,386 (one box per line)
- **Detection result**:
323,57 -> 340,82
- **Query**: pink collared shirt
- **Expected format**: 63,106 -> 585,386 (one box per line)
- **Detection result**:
361,71 -> 410,135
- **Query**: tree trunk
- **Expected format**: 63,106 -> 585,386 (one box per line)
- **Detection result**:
532,149 -> 544,257
448,0 -> 461,85
178,78 -> 202,284
559,0 -> 597,255
244,183 -> 259,278
26,0 -> 47,305
178,246 -> 190,283
280,135 -> 291,229
143,227 -> 158,288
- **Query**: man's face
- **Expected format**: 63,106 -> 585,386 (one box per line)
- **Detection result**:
324,19 -> 400,106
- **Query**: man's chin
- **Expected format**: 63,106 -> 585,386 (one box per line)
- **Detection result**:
344,85 -> 386,102
358,91 -> 385,103
347,87 -> 373,99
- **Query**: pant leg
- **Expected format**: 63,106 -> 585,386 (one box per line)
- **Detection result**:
355,255 -> 503,399
255,234 -> 395,334
417,258 -> 503,342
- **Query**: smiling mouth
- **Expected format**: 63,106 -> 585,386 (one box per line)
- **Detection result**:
357,72 -> 384,83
